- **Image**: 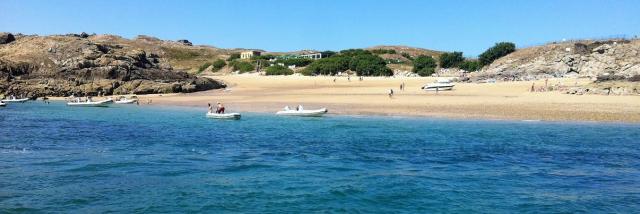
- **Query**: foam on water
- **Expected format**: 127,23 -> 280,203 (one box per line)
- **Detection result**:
1,101 -> 639,212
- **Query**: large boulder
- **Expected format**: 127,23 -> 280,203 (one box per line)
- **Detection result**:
0,33 -> 15,44
176,39 -> 192,46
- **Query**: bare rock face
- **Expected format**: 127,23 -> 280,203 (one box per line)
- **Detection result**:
0,34 -> 225,98
476,39 -> 640,81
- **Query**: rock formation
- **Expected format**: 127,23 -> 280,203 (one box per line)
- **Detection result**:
475,39 -> 640,81
0,34 -> 225,98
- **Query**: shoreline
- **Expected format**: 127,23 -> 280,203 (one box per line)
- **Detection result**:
48,75 -> 640,123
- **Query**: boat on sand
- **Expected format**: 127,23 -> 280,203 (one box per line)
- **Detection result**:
206,112 -> 241,120
67,99 -> 114,107
421,79 -> 455,91
115,97 -> 138,104
276,106 -> 328,117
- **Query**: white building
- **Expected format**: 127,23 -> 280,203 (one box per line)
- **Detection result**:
240,51 -> 261,59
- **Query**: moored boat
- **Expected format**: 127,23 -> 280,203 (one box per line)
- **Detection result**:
206,112 -> 241,120
0,102 -> 5,107
276,106 -> 328,117
67,98 -> 114,107
1,98 -> 29,103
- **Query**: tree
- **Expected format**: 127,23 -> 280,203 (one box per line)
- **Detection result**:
349,54 -> 393,76
479,42 -> 516,66
211,59 -> 226,71
303,57 -> 350,75
265,65 -> 294,75
302,49 -> 393,76
412,55 -> 437,76
277,58 -> 313,67
439,51 -> 464,68
457,60 -> 481,72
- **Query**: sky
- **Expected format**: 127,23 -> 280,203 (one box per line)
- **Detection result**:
1,0 -> 639,56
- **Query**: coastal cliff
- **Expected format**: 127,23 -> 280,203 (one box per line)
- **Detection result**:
0,33 -> 226,97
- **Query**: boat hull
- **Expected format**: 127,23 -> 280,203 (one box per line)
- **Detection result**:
67,99 -> 113,107
1,98 -> 29,103
0,103 -> 5,107
422,86 -> 454,91
276,108 -> 328,117
206,112 -> 241,120
115,99 -> 137,104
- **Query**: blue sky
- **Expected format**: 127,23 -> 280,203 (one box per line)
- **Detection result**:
1,0 -> 639,55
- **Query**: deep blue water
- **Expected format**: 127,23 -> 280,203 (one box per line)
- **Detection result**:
1,101 -> 639,213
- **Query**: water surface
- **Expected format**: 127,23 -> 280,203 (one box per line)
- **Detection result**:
1,102 -> 639,213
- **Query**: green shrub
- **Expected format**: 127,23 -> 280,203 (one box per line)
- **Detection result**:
458,60 -> 481,72
479,42 -> 516,66
211,59 -> 226,71
417,67 -> 435,77
321,51 -> 337,58
227,53 -> 241,61
197,62 -> 212,73
371,49 -> 397,54
253,54 -> 276,60
230,61 -> 254,73
401,52 -> 413,61
265,65 -> 294,75
412,55 -> 437,75
439,51 -> 464,68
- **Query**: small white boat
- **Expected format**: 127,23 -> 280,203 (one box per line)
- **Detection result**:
206,112 -> 241,120
115,98 -> 138,104
422,79 -> 455,91
67,99 -> 113,107
276,106 -> 328,117
1,98 -> 29,103
0,102 -> 5,107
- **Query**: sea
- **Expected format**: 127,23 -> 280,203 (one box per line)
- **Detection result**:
1,101 -> 639,213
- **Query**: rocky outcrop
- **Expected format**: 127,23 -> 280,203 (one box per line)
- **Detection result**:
0,33 -> 15,44
475,39 -> 640,81
0,34 -> 225,98
176,39 -> 193,46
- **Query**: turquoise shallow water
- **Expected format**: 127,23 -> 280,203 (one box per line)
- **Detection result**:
1,102 -> 639,213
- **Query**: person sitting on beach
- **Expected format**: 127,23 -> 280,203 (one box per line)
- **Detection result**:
216,102 -> 225,114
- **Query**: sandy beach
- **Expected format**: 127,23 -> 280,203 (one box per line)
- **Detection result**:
108,75 -> 639,123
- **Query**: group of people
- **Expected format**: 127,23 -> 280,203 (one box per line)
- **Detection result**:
208,102 -> 225,114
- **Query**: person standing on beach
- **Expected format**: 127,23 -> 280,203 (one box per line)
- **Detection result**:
208,103 -> 213,113
389,89 -> 394,98
531,83 -> 535,92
